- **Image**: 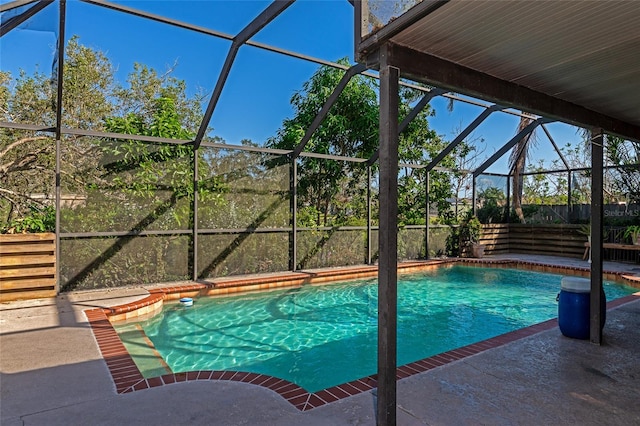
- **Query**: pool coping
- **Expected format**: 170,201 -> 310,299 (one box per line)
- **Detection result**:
85,258 -> 640,411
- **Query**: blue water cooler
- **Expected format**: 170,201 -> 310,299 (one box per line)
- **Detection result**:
558,277 -> 606,340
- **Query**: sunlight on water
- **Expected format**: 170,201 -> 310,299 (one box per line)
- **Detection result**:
115,266 -> 635,392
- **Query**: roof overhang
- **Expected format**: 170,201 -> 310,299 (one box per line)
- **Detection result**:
356,0 -> 640,142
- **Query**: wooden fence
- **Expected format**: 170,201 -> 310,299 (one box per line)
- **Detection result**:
479,224 -> 510,256
481,224 -> 586,258
508,224 -> 585,258
0,233 -> 57,302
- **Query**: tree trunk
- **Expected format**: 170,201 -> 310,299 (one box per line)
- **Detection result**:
510,116 -> 534,222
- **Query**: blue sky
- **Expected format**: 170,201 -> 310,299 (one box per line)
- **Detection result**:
1,0 -> 584,174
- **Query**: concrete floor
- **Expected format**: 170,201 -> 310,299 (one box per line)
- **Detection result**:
1,255 -> 639,425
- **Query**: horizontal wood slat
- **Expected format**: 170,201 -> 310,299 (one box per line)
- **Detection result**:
0,254 -> 55,267
0,233 -> 56,301
508,224 -> 585,259
481,243 -> 509,250
511,248 -> 584,255
508,234 -> 584,241
0,233 -> 55,243
509,239 -> 585,248
0,242 -> 55,254
0,265 -> 55,278
0,288 -> 56,302
0,277 -> 56,290
510,248 -> 584,254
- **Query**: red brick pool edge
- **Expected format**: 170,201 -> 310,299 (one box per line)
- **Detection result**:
85,259 -> 640,411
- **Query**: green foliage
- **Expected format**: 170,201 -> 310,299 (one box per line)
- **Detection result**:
2,36 -> 112,225
524,135 -> 639,207
102,97 -> 195,197
268,58 -> 455,228
521,161 -> 569,206
578,223 -> 591,236
267,58 -> 378,227
476,186 -> 507,223
465,215 -> 482,244
2,205 -> 55,234
508,205 -> 541,224
623,225 -> 640,244
603,215 -> 640,227
446,212 -> 481,256
1,67 -> 56,225
445,225 -> 460,257
63,36 -> 115,129
605,136 -> 640,203
397,85 -> 455,225
113,63 -> 204,134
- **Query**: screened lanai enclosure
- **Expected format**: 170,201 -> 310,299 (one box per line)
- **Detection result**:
2,2 -> 640,425
2,0 -> 639,294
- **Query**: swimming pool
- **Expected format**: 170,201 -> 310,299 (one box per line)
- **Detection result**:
114,265 -> 635,392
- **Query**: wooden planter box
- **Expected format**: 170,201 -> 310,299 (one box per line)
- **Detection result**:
0,233 -> 56,302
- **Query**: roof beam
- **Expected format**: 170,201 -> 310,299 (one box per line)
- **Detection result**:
398,88 -> 446,133
356,0 -> 449,58
384,43 -> 640,142
193,0 -> 294,148
54,0 -> 66,140
0,0 -> 52,37
474,117 -> 552,177
292,63 -> 367,158
367,87 -> 446,165
425,104 -> 504,172
541,124 -> 570,170
0,0 -> 40,13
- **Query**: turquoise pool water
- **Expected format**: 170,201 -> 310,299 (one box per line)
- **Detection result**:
115,266 -> 635,392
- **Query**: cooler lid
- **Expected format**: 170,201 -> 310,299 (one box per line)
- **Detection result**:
561,276 -> 591,293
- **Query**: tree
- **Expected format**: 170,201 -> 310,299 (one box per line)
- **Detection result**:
267,58 -> 379,226
519,160 -> 569,206
1,36 -> 116,228
0,37 -> 113,230
476,186 -> 506,223
396,85 -> 456,225
1,36 -> 208,232
509,115 -> 535,222
522,135 -> 639,207
604,136 -> 639,203
101,96 -> 195,197
267,59 -> 457,227
543,142 -> 591,205
112,62 -> 205,135
447,129 -> 486,219
62,36 -> 115,130
1,67 -> 55,227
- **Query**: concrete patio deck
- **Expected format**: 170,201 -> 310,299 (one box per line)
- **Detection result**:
1,255 -> 639,425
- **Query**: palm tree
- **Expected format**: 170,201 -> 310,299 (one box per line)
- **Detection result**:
509,115 -> 536,222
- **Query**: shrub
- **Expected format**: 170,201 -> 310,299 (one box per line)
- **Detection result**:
1,205 -> 55,234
